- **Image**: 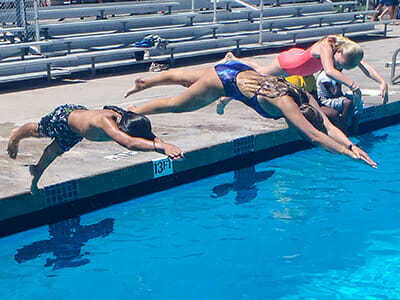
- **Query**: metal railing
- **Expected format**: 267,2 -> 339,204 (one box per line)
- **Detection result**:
208,0 -> 264,44
192,0 -> 365,45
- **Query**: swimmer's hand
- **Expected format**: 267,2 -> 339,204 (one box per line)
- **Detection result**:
158,142 -> 184,160
346,145 -> 377,168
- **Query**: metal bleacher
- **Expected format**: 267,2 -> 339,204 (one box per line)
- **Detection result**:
0,1 -> 180,20
0,0 -> 390,83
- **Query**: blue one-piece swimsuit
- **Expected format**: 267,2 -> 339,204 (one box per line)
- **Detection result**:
214,60 -> 275,119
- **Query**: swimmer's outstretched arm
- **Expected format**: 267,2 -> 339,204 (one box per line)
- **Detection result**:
358,61 -> 388,104
307,93 -> 377,167
319,107 -> 376,167
30,140 -> 64,193
153,136 -> 184,159
277,95 -> 377,168
102,117 -> 184,159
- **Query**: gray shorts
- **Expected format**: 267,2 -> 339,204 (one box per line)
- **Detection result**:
320,95 -> 363,116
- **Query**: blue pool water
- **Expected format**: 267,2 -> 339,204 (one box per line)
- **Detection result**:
0,124 -> 399,299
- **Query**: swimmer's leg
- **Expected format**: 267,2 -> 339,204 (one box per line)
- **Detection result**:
8,122 -> 40,159
257,58 -> 284,76
218,51 -> 264,71
124,68 -> 208,98
129,68 -> 225,115
220,53 -> 283,76
30,139 -> 64,193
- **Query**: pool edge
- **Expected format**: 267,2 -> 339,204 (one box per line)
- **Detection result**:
1,101 -> 399,237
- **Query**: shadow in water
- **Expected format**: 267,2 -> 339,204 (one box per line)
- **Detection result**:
211,166 -> 274,204
356,132 -> 389,152
14,217 -> 114,270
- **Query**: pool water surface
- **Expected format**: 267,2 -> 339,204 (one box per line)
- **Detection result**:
0,124 -> 399,299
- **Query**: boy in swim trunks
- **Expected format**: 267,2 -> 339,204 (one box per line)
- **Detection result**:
317,71 -> 363,134
7,104 -> 183,192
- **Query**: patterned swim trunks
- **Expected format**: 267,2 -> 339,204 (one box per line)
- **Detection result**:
38,104 -> 88,152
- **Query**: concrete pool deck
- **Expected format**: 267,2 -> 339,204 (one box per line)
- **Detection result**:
1,24 -> 400,236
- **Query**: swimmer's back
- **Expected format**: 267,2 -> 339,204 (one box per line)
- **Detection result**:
68,109 -> 120,142
278,47 -> 323,76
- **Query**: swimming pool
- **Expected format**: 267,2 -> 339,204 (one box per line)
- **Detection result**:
0,124 -> 399,299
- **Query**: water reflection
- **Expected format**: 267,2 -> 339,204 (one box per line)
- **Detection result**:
14,217 -> 114,270
211,166 -> 274,204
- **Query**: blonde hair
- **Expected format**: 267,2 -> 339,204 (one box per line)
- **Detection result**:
323,35 -> 364,69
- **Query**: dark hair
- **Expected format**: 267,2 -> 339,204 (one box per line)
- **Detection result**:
284,79 -> 310,107
103,105 -> 155,140
299,104 -> 327,133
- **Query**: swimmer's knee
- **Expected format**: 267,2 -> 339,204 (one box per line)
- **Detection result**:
343,98 -> 353,108
127,105 -> 137,112
343,98 -> 352,104
323,108 -> 339,121
26,122 -> 39,136
168,70 -> 185,82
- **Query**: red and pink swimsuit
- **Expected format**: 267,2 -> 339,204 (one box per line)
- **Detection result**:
277,46 -> 323,76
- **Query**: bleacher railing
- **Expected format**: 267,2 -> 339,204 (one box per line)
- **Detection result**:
210,0 -> 265,44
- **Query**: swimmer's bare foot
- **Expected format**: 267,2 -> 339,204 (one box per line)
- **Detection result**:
7,128 -> 19,159
225,51 -> 236,61
218,51 -> 237,64
216,97 -> 231,115
216,101 -> 225,115
124,77 -> 146,98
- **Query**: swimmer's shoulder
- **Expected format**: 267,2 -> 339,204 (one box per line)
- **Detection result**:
70,109 -> 116,128
310,39 -> 332,58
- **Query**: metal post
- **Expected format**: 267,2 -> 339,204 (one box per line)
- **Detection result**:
91,57 -> 96,76
33,0 -> 40,41
16,0 -> 28,41
192,0 -> 195,12
47,63 -> 52,81
390,47 -> 400,84
15,0 -> 23,29
213,0 -> 217,23
258,0 -> 263,44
